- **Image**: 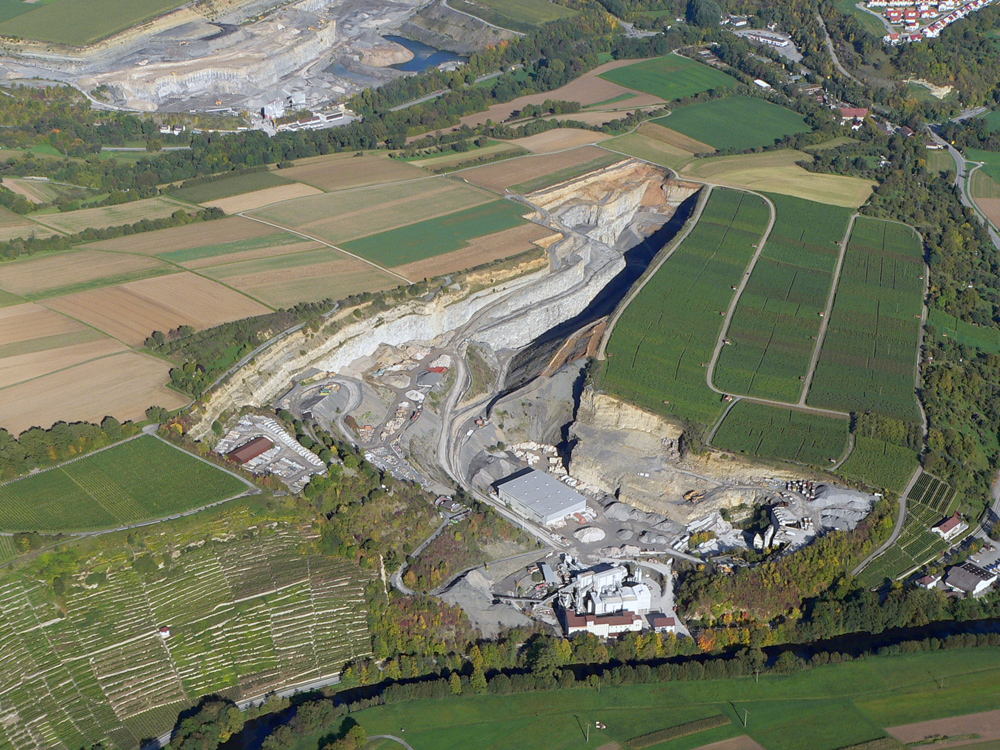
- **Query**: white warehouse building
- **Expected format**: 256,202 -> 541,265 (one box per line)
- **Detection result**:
495,469 -> 587,526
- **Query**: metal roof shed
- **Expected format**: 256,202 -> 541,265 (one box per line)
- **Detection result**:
495,469 -> 587,526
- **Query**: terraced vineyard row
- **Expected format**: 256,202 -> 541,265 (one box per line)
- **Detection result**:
712,401 -> 849,466
807,217 -> 925,423
0,525 -> 370,750
714,195 -> 853,403
858,472 -> 959,586
602,187 -> 770,427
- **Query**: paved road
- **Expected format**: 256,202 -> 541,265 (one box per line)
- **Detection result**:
850,465 -> 921,577
817,12 -> 863,84
370,736 -> 416,750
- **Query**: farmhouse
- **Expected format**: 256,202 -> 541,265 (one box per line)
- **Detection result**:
932,513 -> 967,541
944,562 -> 998,597
494,469 -> 587,527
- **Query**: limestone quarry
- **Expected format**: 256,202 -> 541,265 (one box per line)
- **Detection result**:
0,0 -> 512,111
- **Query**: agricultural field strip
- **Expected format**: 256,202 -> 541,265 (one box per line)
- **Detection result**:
710,198 -> 856,405
235,213 -> 411,284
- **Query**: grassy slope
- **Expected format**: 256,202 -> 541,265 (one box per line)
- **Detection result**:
599,54 -> 741,101
292,647 -> 1000,750
0,0 -> 188,45
0,436 -> 246,532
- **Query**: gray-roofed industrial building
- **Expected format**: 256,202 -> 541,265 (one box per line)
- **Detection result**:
495,469 -> 587,526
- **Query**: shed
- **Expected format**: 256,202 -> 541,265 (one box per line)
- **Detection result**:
228,436 -> 273,464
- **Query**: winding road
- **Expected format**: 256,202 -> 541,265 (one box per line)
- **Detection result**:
850,465 -> 920,577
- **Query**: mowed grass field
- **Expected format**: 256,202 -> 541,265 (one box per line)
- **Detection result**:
0,0 -> 186,45
713,195 -> 854,402
713,401 -> 850,466
295,647 -> 1000,750
0,436 -> 247,532
806,217 -> 925,422
450,0 -> 576,26
602,188 -> 769,428
341,200 -> 527,267
653,97 -> 812,151
599,53 -> 741,102
29,196 -> 186,235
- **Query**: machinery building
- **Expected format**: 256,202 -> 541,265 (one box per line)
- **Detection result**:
227,436 -> 274,464
557,562 -> 652,637
495,469 -> 588,527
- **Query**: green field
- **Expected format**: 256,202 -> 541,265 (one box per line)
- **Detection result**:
0,512 -> 370,750
0,436 -> 248,532
977,110 -> 1000,132
858,471 -> 959,586
0,0 -> 187,45
930,308 -> 1000,354
653,97 -> 811,151
714,195 -> 854,402
966,148 -> 1000,184
602,188 -> 769,428
926,147 -> 956,175
449,0 -> 576,26
170,171 -> 292,204
712,401 -> 850,466
834,0 -> 890,35
838,435 -> 918,494
599,54 -> 741,102
157,232 -> 308,264
294,646 -> 1000,750
341,200 -> 527,267
807,218 -> 925,422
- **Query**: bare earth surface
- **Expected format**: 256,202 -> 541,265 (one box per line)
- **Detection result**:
0,338 -> 127,389
0,303 -> 85,344
281,153 -> 426,192
394,223 -> 552,280
84,216 -> 277,255
460,59 -> 664,128
975,196 -> 1000,229
889,709 -> 1000,748
203,182 -> 324,213
0,249 -> 169,296
638,121 -> 714,153
45,272 -> 270,345
0,351 -> 189,434
510,128 -> 612,154
462,146 -> 610,191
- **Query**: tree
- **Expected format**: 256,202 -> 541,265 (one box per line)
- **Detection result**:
470,666 -> 487,694
687,0 -> 721,27
449,671 -> 463,695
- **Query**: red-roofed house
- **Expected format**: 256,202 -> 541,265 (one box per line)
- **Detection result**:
649,614 -> 677,633
932,513 -> 967,541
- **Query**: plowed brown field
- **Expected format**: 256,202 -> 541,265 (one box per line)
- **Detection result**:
0,250 -> 169,297
0,303 -> 84,344
281,153 -> 425,192
889,709 -> 1000,748
511,129 -> 612,153
203,182 -> 323,213
84,217 -> 277,256
45,272 -> 270,345
0,352 -> 189,434
462,146 -> 609,191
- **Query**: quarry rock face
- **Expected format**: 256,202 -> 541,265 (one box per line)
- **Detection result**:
359,40 -> 414,66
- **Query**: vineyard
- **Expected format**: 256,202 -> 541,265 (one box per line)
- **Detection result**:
806,218 -> 925,422
713,195 -> 853,403
837,435 -> 919,493
858,472 -> 959,586
602,188 -> 770,428
0,520 -> 370,750
711,401 -> 849,466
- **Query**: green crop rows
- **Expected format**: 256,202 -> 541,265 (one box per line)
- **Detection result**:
598,53 -> 740,102
807,217 -> 925,422
712,401 -> 849,466
858,472 -> 959,586
170,171 -> 292,204
0,536 -> 15,564
602,187 -> 769,428
0,437 -> 247,533
837,435 -> 918,493
714,194 -> 853,402
0,524 -> 371,750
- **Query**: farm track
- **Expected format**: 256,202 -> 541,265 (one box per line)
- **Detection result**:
850,465 -> 920,577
